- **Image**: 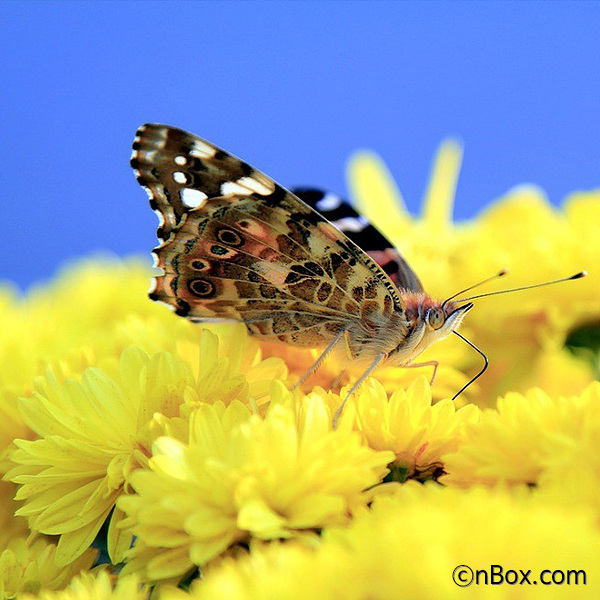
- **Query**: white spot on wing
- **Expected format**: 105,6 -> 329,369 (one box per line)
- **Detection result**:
181,188 -> 208,208
315,192 -> 343,212
221,176 -> 275,197
190,140 -> 216,158
236,176 -> 274,195
221,180 -> 252,196
173,172 -> 187,184
174,155 -> 187,166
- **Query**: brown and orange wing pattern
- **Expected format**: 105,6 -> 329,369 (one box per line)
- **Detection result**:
131,124 -> 406,349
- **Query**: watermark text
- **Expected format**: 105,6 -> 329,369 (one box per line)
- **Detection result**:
452,565 -> 586,587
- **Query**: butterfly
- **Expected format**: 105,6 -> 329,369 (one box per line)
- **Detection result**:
130,124 -> 585,425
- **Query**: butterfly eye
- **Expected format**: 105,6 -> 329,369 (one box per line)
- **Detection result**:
426,308 -> 445,330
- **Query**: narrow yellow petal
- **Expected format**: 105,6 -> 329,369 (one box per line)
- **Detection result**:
421,139 -> 463,231
146,546 -> 194,580
55,514 -> 109,566
346,151 -> 411,240
107,506 -> 134,563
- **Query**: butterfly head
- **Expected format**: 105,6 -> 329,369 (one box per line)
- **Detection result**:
425,300 -> 473,334
386,293 -> 473,367
420,299 -> 474,352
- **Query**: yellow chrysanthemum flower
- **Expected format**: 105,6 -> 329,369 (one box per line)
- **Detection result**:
5,329 -> 284,567
441,381 -> 600,487
17,572 -> 148,600
1,481 -> 97,600
0,257 -> 158,473
118,397 -> 394,583
347,376 -> 479,480
0,538 -> 96,600
5,348 -> 188,567
171,484 -> 600,600
535,382 -> 600,515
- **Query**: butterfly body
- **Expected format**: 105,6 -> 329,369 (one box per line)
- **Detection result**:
131,124 -> 471,401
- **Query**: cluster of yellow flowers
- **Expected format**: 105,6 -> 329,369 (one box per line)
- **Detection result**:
1,143 -> 599,599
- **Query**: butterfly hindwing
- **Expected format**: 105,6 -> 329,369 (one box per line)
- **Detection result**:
131,124 -> 407,350
292,188 -> 423,293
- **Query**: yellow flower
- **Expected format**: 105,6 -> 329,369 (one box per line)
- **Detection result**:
17,572 -> 149,600
0,257 -> 157,472
535,382 -> 600,515
441,382 -> 600,487
5,325 -> 284,568
347,377 -> 479,480
515,345 -> 595,398
0,480 -> 97,599
0,539 -> 96,600
5,347 -> 186,566
0,254 -> 286,489
118,397 -> 393,583
176,324 -> 286,411
111,320 -> 287,404
176,485 -> 600,600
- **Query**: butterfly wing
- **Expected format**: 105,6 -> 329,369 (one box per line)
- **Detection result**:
131,124 -> 408,351
292,188 -> 423,293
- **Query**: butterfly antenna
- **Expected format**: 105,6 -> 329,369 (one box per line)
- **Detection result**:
451,331 -> 488,400
442,269 -> 508,310
455,271 -> 587,303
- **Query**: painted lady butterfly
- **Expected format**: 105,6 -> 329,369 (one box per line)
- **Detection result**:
130,124 -> 584,425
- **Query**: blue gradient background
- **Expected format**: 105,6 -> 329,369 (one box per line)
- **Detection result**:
2,1 -> 599,289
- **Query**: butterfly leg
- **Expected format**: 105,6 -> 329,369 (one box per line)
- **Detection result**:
293,325 -> 350,390
332,352 -> 387,429
403,360 -> 439,385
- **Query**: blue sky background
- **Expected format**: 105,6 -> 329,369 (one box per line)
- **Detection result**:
2,0 -> 599,289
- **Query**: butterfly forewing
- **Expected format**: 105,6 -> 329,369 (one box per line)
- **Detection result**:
131,124 -> 406,352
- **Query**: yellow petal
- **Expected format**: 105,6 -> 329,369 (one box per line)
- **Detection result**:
347,151 -> 411,240
421,139 -> 463,232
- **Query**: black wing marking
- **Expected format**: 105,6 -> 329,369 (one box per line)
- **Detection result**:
292,188 -> 424,293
